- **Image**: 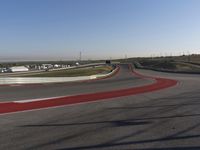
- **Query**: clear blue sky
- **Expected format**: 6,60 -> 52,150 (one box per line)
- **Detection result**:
0,0 -> 200,61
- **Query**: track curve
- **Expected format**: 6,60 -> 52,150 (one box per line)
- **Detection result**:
0,64 -> 177,114
0,64 -> 200,150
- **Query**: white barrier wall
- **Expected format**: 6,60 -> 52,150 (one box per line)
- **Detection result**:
0,76 -> 91,85
0,67 -> 117,85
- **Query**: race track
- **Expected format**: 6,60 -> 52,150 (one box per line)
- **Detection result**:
0,64 -> 200,150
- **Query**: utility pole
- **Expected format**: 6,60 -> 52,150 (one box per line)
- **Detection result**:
187,51 -> 190,62
125,54 -> 127,62
79,51 -> 82,61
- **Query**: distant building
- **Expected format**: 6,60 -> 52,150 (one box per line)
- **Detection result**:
0,68 -> 7,73
41,64 -> 53,69
106,60 -> 111,65
54,64 -> 60,68
8,66 -> 29,72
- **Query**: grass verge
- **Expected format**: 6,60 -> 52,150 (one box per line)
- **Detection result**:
18,65 -> 114,77
135,60 -> 200,73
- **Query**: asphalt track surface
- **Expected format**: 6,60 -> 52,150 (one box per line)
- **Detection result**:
0,64 -> 200,150
0,65 -> 153,101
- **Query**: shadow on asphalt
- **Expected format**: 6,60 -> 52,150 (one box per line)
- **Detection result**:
58,146 -> 200,150
18,89 -> 200,150
20,120 -> 151,127
56,134 -> 200,150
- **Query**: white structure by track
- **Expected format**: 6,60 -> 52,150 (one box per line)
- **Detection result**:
9,66 -> 29,72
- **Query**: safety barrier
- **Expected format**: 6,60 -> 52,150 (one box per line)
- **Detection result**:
0,67 -> 118,85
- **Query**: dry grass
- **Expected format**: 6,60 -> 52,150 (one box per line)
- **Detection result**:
18,66 -> 113,77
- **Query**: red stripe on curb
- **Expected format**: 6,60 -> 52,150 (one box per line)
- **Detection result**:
0,65 -> 177,115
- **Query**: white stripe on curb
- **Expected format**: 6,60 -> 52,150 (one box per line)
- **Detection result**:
13,96 -> 68,103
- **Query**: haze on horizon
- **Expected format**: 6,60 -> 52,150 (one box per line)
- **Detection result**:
0,0 -> 200,61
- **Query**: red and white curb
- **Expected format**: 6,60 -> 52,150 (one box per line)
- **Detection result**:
0,65 -> 177,115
